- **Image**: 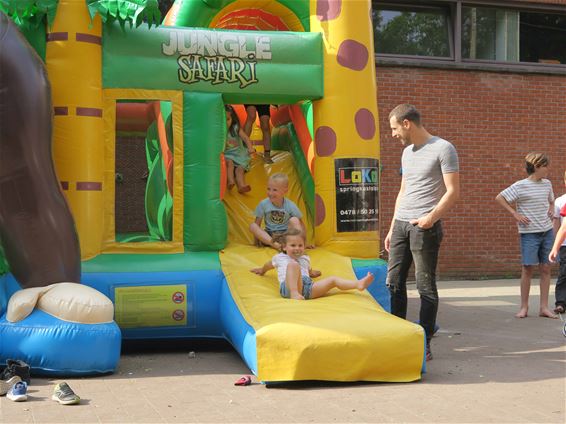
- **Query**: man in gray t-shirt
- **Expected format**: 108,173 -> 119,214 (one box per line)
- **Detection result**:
384,104 -> 460,361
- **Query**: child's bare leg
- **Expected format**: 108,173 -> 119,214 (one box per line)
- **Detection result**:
249,223 -> 280,249
226,159 -> 235,188
234,166 -> 245,188
285,262 -> 304,300
243,106 -> 256,136
259,115 -> 273,163
516,265 -> 533,318
538,263 -> 556,318
235,167 -> 251,193
310,272 -> 374,299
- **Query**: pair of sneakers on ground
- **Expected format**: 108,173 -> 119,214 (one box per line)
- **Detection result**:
2,378 -> 80,405
1,359 -> 80,404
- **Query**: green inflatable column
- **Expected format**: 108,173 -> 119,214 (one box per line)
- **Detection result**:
183,92 -> 227,250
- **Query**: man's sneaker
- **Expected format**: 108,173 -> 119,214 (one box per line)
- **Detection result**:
1,359 -> 31,384
52,382 -> 80,405
0,376 -> 21,396
426,343 -> 433,361
7,381 -> 27,402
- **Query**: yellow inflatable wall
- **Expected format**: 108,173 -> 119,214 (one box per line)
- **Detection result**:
310,0 -> 380,257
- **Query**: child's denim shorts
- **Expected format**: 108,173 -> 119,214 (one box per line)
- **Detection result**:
280,275 -> 313,299
520,229 -> 554,265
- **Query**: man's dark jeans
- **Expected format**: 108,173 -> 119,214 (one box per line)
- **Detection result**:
386,219 -> 443,342
556,246 -> 566,308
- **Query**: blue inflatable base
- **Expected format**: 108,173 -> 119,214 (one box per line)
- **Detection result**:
0,309 -> 121,376
0,259 -> 390,377
354,263 -> 390,312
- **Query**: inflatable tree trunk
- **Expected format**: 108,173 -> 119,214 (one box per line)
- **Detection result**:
46,0 -> 105,260
0,12 -> 81,287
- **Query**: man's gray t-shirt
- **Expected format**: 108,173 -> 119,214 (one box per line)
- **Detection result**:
395,137 -> 459,222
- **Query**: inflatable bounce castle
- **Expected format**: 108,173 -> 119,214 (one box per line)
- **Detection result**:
0,0 -> 424,382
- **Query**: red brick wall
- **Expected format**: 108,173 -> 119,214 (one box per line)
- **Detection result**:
376,67 -> 566,279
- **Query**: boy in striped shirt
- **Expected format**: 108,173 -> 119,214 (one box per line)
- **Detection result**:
496,153 -> 556,319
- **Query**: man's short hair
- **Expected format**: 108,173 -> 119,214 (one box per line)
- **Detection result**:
525,152 -> 549,175
389,104 -> 421,126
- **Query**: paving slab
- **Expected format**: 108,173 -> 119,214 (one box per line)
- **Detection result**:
1,279 -> 564,423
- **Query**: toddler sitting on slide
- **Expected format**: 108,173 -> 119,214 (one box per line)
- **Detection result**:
251,229 -> 374,300
249,173 -> 307,250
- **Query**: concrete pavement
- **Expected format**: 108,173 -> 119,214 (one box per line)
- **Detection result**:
1,279 -> 564,423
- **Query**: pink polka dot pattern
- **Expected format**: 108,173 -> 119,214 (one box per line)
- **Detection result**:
315,126 -> 337,156
315,194 -> 326,226
354,108 -> 376,140
337,39 -> 369,71
316,0 -> 342,22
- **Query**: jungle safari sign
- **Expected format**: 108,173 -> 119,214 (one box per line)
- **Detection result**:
102,23 -> 323,104
162,30 -> 272,88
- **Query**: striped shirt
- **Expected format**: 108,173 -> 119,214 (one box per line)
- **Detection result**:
500,178 -> 554,234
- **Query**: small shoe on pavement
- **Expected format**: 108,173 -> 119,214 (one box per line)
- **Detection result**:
52,382 -> 81,405
0,375 -> 22,396
234,375 -> 252,386
1,359 -> 31,385
7,381 -> 27,402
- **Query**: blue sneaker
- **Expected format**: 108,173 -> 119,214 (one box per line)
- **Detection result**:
0,376 -> 22,396
7,381 -> 27,402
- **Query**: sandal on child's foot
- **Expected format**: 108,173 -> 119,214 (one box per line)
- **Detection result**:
263,155 -> 274,164
238,185 -> 251,193
262,151 -> 274,164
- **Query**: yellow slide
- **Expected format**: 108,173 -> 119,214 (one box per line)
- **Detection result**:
220,152 -> 424,382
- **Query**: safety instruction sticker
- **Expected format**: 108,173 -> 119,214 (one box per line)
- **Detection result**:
114,284 -> 189,328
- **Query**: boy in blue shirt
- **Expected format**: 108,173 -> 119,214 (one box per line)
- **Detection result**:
249,173 -> 306,250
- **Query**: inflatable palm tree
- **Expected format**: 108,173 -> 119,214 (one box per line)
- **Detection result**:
0,0 -> 161,376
